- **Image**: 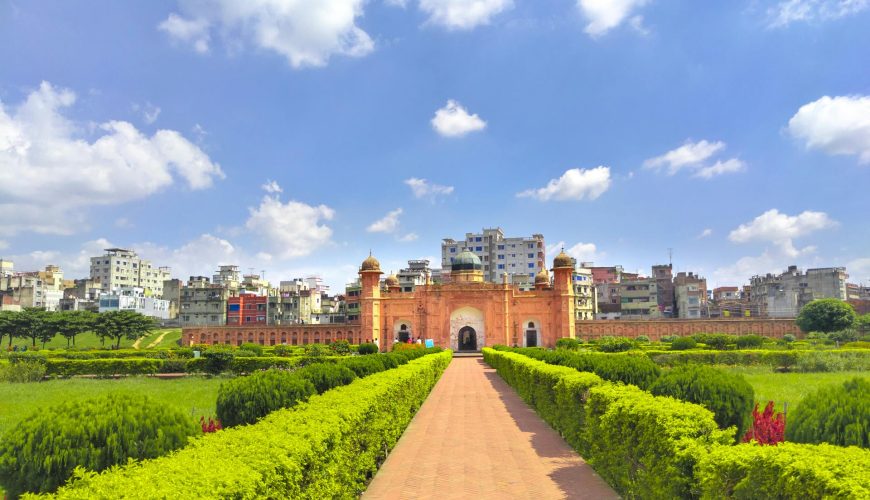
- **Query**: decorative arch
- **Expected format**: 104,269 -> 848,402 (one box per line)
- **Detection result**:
449,306 -> 485,351
392,319 -> 414,343
521,318 -> 543,348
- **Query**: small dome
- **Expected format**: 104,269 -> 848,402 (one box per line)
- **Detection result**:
451,249 -> 482,272
361,254 -> 381,272
534,269 -> 550,285
385,274 -> 399,286
553,251 -> 573,269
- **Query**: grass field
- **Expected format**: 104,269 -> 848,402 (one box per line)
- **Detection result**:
723,366 -> 869,413
5,328 -> 182,351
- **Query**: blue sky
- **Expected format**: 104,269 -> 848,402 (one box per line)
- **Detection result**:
1,0 -> 869,291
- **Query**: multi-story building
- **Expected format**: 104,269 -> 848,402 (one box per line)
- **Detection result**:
227,293 -> 268,326
713,286 -> 740,302
241,274 -> 272,296
652,264 -> 675,317
619,278 -> 660,319
345,280 -> 362,324
750,266 -> 848,318
213,265 -> 241,289
441,228 -> 545,285
98,286 -> 171,319
89,248 -> 171,296
573,264 -> 597,320
674,271 -> 707,319
0,259 -> 13,277
846,283 -> 870,301
1,266 -> 65,310
179,276 -> 236,326
396,259 -> 433,292
161,279 -> 183,319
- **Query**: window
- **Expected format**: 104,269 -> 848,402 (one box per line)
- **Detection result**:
497,254 -> 504,260
528,263 -> 534,268
475,246 -> 482,251
528,253 -> 534,258
528,243 -> 534,249
475,237 -> 482,242
497,245 -> 504,250
497,264 -> 504,270
229,303 -> 240,311
529,273 -> 535,277
450,247 -> 456,253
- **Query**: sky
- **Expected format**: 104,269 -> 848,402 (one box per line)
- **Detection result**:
1,0 -> 869,292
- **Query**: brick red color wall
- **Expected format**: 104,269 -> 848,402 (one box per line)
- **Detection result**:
575,318 -> 802,341
182,325 -> 365,346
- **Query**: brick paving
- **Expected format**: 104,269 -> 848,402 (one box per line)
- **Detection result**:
363,357 -> 618,500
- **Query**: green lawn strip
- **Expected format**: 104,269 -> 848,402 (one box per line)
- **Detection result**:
145,328 -> 182,348
5,328 -> 181,351
721,366 -> 869,414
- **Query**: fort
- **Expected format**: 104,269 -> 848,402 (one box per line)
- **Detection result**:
182,250 -> 802,350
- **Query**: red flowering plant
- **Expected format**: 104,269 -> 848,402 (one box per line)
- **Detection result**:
200,416 -> 223,433
741,401 -> 785,445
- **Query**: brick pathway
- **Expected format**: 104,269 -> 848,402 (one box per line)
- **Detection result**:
363,357 -> 618,500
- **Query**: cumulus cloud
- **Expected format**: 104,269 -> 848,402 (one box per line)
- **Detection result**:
578,0 -> 650,37
644,139 -> 745,179
399,232 -> 419,242
847,257 -> 870,281
136,234 -> 240,280
767,0 -> 870,27
728,209 -> 837,257
698,228 -> 713,239
158,0 -> 374,68
431,100 -> 487,137
518,166 -> 611,201
404,177 -> 454,199
262,180 -> 283,193
245,193 -> 334,259
0,82 -> 224,235
419,0 -> 513,30
367,208 -> 403,233
787,95 -> 870,164
547,241 -> 603,264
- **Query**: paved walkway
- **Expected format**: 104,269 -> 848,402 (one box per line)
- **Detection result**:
363,357 -> 618,500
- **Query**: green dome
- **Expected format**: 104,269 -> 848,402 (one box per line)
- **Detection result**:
451,250 -> 482,272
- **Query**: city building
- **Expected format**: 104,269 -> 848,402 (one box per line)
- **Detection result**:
750,266 -> 848,318
89,248 -> 171,296
652,264 -> 675,317
98,286 -> 171,319
674,271 -> 707,319
179,276 -> 236,326
441,228 -> 545,285
573,263 -> 597,320
397,260 -> 433,292
619,278 -> 661,319
0,259 -> 13,277
227,293 -> 268,326
713,286 -> 740,302
345,280 -> 361,323
213,265 -> 241,289
161,279 -> 183,320
1,265 -> 66,310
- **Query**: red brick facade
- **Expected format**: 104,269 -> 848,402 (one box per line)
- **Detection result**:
575,318 -> 802,341
183,324 -> 364,346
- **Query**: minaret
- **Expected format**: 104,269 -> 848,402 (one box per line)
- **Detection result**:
552,249 -> 577,340
359,252 -> 383,350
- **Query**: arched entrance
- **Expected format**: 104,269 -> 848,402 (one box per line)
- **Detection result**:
525,321 -> 538,348
458,326 -> 477,351
398,324 -> 410,343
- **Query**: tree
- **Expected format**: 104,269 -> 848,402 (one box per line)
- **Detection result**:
93,310 -> 156,349
12,308 -> 51,347
0,310 -> 16,348
51,310 -> 97,347
37,311 -> 58,348
796,299 -> 857,333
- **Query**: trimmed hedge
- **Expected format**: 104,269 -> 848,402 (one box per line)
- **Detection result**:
786,377 -> 870,448
43,351 -> 452,499
294,363 -> 358,394
506,346 -> 661,389
44,359 -> 162,377
216,370 -> 317,427
696,443 -> 870,499
645,349 -> 870,372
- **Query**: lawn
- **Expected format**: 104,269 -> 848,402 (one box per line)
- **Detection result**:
722,366 -> 869,413
5,328 -> 182,350
0,376 -> 224,439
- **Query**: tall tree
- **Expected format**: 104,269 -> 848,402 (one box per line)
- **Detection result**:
796,299 -> 857,333
13,308 -> 50,347
0,310 -> 16,348
52,310 -> 97,347
94,311 -> 156,348
38,311 -> 59,348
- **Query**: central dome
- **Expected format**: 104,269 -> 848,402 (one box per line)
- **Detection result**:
451,249 -> 482,272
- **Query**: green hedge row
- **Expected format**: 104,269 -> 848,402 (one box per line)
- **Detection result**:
483,348 -> 870,499
44,359 -> 163,377
38,351 -> 452,499
644,349 -> 870,372
185,356 -> 308,374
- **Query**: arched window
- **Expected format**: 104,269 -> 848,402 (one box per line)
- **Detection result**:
528,321 -> 535,328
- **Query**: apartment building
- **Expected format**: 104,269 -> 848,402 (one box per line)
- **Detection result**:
619,278 -> 661,319
397,259 -> 433,292
1,265 -> 65,310
227,293 -> 268,326
750,266 -> 848,318
161,279 -> 183,319
98,286 -> 170,319
674,271 -> 707,319
345,280 -> 361,324
573,264 -> 597,320
179,276 -> 236,326
441,228 -> 545,285
652,264 -> 675,317
213,265 -> 241,289
89,248 -> 171,296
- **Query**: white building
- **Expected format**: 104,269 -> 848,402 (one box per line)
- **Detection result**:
442,228 -> 545,285
750,266 -> 848,318
397,260 -> 433,292
90,248 -> 171,297
98,286 -> 171,319
0,265 -> 66,310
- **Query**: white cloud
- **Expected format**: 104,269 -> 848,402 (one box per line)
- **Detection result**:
136,234 -> 239,280
578,0 -> 650,37
518,166 -> 611,201
643,139 -> 726,174
398,232 -> 419,242
694,158 -> 747,179
159,12 -> 211,53
431,100 -> 486,137
847,257 -> 870,282
367,208 -> 403,233
787,95 -> 870,164
143,103 -> 161,124
0,240 -> 8,250
158,0 -> 374,68
245,194 -> 334,259
404,177 -> 454,199
419,0 -> 513,30
547,241 -> 603,264
262,180 -> 283,193
698,228 -> 713,239
767,0 -> 870,28
729,209 -> 837,257
0,82 -> 223,235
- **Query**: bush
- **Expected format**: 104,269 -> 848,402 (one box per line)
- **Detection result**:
0,360 -> 46,382
233,349 -> 259,358
735,334 -> 764,349
239,343 -> 264,356
216,370 -> 316,427
670,337 -> 697,350
329,340 -> 351,355
44,359 -> 162,377
693,333 -> 734,350
635,335 -> 650,344
842,341 -> 870,349
295,363 -> 358,394
556,338 -> 580,350
48,352 -> 452,499
510,347 -> 661,389
786,377 -> 869,448
304,343 -> 329,357
358,342 -> 378,355
273,344 -> 302,357
660,335 -> 676,343
797,299 -> 857,333
597,336 -> 635,353
649,365 -> 754,439
203,349 -> 235,375
339,355 -> 387,378
782,333 -> 796,343
0,393 -> 198,497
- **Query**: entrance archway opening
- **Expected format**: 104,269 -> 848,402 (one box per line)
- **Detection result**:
525,321 -> 538,347
458,326 -> 477,351
398,324 -> 410,343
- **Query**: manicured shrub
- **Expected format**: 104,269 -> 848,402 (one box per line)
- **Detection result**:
48,352 -> 452,499
0,360 -> 46,382
692,333 -> 734,350
239,343 -> 264,356
273,344 -> 302,357
329,339 -> 351,355
44,358 -> 162,377
597,336 -> 635,353
556,337 -> 580,350
216,370 -> 316,427
358,342 -> 378,355
203,349 -> 235,375
735,334 -> 764,349
510,347 -> 661,389
782,333 -> 796,342
660,335 -> 676,343
649,365 -> 754,439
295,363 -> 358,394
0,393 -> 198,497
304,343 -> 329,357
635,335 -> 650,343
233,349 -> 259,358
796,298 -> 857,333
786,377 -> 869,448
842,340 -> 870,349
670,337 -> 697,350
339,355 -> 387,377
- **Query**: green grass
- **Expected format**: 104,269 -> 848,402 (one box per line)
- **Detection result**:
5,328 -> 181,351
722,366 -> 869,413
